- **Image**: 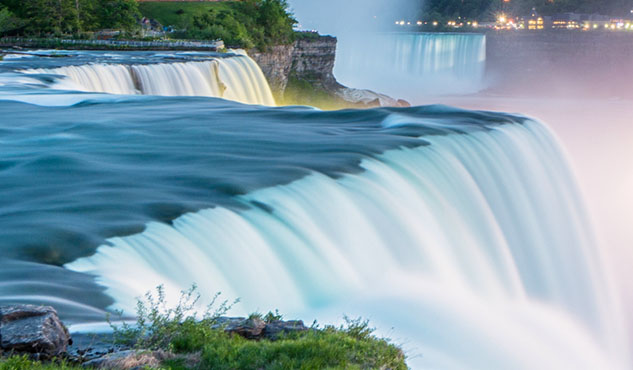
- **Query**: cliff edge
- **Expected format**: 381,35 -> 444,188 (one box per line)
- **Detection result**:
249,35 -> 409,109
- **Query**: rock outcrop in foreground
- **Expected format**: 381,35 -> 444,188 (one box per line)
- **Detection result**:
0,305 -> 71,359
0,305 -> 307,368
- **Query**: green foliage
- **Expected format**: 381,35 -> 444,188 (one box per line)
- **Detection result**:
0,5 -> 21,34
107,284 -> 237,350
108,285 -> 407,369
0,0 -> 140,36
189,8 -> 255,48
263,309 -> 283,323
197,318 -> 406,370
138,0 -> 296,49
97,0 -> 140,31
0,355 -> 81,370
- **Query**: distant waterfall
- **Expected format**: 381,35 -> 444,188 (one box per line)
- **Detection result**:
24,55 -> 275,106
334,33 -> 486,98
67,120 -> 629,369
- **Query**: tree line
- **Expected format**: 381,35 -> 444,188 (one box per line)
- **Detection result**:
184,0 -> 296,49
0,0 -> 140,36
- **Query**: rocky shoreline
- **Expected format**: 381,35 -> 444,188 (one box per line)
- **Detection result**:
0,305 -> 309,369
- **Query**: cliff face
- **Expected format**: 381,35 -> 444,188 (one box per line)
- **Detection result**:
249,35 -> 339,95
248,44 -> 295,93
290,37 -> 339,90
250,36 -> 407,108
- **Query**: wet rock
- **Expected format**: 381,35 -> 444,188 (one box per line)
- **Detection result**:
217,317 -> 267,339
0,305 -> 71,359
263,320 -> 308,340
82,350 -> 174,369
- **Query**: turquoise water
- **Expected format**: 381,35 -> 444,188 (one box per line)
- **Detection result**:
0,50 -> 629,369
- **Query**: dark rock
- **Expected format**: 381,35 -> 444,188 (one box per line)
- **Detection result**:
217,317 -> 267,339
0,305 -> 71,359
263,320 -> 308,340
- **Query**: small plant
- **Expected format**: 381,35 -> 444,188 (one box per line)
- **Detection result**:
263,309 -> 283,323
342,315 -> 374,341
106,284 -> 238,350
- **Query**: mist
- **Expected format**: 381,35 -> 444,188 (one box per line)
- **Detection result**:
287,0 -> 422,35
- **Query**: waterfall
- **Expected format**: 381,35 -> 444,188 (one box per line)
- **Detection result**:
334,33 -> 486,98
23,55 -> 276,106
66,119 -> 629,369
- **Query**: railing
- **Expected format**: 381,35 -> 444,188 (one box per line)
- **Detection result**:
0,37 -> 225,50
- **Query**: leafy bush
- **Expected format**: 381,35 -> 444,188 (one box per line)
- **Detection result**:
107,284 -> 237,350
108,285 -> 407,369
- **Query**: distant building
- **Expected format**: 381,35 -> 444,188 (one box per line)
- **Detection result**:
518,8 -> 546,30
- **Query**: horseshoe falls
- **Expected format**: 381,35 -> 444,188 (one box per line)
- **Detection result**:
0,50 -> 630,369
334,33 -> 487,98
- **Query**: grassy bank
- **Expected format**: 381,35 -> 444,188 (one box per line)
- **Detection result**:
0,286 -> 407,369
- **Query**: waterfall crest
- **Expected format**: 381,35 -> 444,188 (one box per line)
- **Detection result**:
24,55 -> 275,106
66,120 -> 629,369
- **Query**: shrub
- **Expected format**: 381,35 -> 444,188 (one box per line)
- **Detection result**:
107,284 -> 407,369
107,284 -> 238,350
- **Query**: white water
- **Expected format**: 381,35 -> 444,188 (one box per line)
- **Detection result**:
23,55 -> 276,106
67,120 -> 629,369
334,33 -> 486,98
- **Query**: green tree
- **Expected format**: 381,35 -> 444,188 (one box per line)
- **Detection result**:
190,9 -> 254,48
0,5 -> 22,34
187,0 -> 296,49
22,0 -> 79,35
98,0 -> 139,31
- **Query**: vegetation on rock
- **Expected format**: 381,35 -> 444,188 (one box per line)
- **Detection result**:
1,285 -> 407,369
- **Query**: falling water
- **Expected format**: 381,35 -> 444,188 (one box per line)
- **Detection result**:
66,118 -> 629,369
23,55 -> 275,106
334,33 -> 486,98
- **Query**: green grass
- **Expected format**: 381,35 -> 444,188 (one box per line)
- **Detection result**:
0,356 -> 81,370
1,286 -> 407,369
176,321 -> 406,370
282,75 -> 354,110
138,2 -> 234,30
